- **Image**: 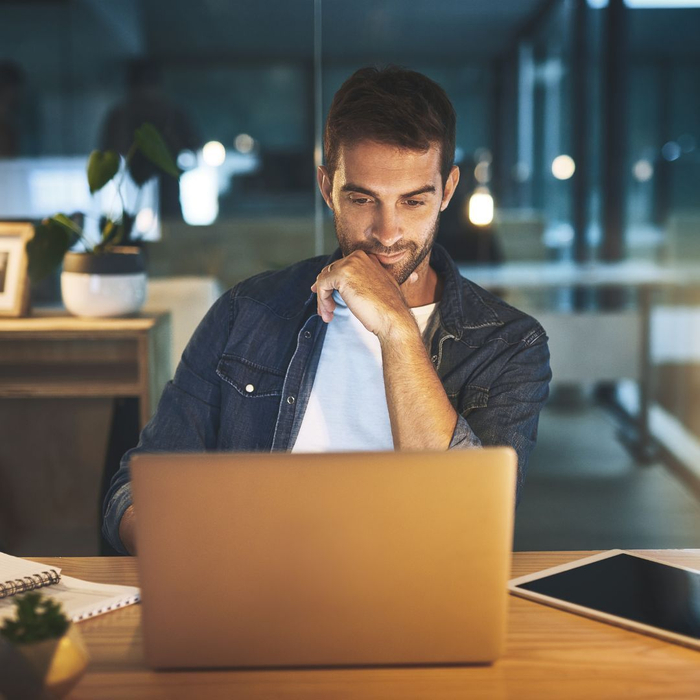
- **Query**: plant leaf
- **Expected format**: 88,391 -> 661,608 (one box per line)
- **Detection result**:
49,213 -> 82,237
95,219 -> 122,252
0,591 -> 69,644
26,220 -> 73,283
87,150 -> 120,194
134,122 -> 180,178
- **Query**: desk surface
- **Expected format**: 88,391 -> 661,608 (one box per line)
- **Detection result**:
27,550 -> 700,700
0,309 -> 168,334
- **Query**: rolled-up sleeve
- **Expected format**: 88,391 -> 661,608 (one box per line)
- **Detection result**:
102,289 -> 234,554
448,413 -> 482,450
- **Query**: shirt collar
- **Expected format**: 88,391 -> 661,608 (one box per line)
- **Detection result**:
429,243 -> 502,338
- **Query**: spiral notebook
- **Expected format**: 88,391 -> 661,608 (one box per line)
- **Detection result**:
0,552 -> 140,623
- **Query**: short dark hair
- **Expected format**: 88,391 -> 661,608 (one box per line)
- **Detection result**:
324,66 -> 456,185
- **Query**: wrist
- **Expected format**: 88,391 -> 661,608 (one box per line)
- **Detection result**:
378,309 -> 421,346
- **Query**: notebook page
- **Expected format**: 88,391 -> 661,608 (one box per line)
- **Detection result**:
0,574 -> 140,623
0,552 -> 62,582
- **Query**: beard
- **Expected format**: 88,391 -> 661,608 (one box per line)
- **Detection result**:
334,212 -> 441,285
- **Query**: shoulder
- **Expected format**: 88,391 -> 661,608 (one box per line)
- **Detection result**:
457,275 -> 548,347
430,244 -> 546,346
224,255 -> 328,319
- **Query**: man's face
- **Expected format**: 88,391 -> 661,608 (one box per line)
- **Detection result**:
318,140 -> 459,286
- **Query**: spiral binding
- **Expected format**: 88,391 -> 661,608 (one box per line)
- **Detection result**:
0,569 -> 61,599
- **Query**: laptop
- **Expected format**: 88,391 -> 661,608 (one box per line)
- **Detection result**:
131,448 -> 517,669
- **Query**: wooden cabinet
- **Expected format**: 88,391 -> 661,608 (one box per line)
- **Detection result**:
0,311 -> 171,554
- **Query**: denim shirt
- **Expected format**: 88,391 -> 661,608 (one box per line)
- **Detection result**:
103,244 -> 551,554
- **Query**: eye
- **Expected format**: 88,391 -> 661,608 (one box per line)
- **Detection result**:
350,197 -> 373,206
404,199 -> 425,207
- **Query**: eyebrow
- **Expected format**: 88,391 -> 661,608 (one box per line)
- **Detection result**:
340,183 -> 437,199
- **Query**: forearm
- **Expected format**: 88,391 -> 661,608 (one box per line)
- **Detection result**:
380,318 -> 458,451
118,505 -> 137,556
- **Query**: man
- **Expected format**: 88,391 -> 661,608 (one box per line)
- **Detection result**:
103,66 -> 551,556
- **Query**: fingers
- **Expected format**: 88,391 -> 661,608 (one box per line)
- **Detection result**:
317,289 -> 335,322
311,266 -> 338,322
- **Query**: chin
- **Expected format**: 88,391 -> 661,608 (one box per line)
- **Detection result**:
386,262 -> 417,286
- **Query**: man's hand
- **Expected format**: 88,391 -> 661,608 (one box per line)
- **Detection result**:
310,250 -> 415,340
311,251 -> 458,451
119,505 -> 137,556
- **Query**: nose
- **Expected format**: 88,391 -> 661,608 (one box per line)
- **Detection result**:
371,206 -> 403,248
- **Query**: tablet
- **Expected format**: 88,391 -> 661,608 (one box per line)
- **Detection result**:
509,550 -> 700,651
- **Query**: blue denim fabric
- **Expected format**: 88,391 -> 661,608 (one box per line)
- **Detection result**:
103,244 -> 551,554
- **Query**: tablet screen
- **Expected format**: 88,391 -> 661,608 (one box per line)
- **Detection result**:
515,553 -> 700,640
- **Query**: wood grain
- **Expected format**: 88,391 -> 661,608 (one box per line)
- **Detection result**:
0,310 -> 165,332
0,312 -> 170,413
22,551 -> 700,700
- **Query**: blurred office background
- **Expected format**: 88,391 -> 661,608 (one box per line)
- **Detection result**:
0,0 -> 699,554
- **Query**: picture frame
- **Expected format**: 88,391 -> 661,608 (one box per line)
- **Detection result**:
0,222 -> 33,317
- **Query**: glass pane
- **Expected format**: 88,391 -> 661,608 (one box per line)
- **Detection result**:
0,0 -> 316,290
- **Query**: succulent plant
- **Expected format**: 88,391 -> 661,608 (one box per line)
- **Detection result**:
0,591 -> 70,645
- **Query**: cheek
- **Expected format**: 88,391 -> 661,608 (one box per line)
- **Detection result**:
336,207 -> 372,235
410,207 -> 440,234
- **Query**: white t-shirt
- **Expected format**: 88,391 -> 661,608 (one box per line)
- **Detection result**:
292,292 -> 437,453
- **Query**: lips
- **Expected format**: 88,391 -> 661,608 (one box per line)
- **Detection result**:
374,250 -> 406,265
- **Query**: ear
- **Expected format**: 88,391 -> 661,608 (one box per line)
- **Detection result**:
317,166 -> 334,210
439,165 -> 460,212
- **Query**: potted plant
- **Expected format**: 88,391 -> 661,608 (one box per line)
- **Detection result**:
26,122 -> 180,317
0,592 -> 89,698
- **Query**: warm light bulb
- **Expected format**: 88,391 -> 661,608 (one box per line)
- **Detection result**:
202,141 -> 226,167
468,189 -> 494,227
552,155 -> 576,180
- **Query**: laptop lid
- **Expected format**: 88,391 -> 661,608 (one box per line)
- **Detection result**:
131,448 -> 516,669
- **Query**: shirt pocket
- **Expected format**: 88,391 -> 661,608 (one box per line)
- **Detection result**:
216,354 -> 285,398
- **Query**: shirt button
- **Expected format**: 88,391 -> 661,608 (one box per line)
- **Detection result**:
287,396 -> 296,405
303,331 -> 312,339
245,384 -> 255,393
431,355 -> 438,363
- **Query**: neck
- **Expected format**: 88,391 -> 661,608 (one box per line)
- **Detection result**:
402,260 -> 441,308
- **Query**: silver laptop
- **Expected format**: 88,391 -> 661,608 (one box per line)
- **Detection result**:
131,448 -> 517,669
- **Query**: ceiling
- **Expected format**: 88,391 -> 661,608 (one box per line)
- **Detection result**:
142,0 -> 553,62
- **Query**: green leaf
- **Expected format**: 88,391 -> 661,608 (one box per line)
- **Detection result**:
25,220 -> 73,283
87,150 -> 120,194
49,213 -> 82,237
134,122 -> 180,178
95,219 -> 122,252
0,592 -> 69,644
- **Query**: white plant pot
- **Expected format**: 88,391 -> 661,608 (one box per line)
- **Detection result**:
61,248 -> 147,318
61,271 -> 147,317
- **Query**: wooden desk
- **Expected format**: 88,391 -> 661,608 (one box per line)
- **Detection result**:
30,550 -> 700,699
0,310 -> 171,429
